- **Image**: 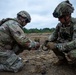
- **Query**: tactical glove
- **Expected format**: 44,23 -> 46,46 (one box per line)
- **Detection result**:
41,40 -> 50,51
34,42 -> 40,50
29,41 -> 40,50
46,42 -> 57,50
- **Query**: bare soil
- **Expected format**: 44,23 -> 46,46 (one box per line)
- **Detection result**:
0,33 -> 76,75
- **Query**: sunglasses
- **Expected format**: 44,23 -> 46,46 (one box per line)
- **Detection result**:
21,16 -> 29,23
25,19 -> 29,23
58,15 -> 65,19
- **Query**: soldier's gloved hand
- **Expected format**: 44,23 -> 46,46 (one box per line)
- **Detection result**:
46,42 -> 57,50
29,41 -> 40,50
34,42 -> 40,50
42,40 -> 49,46
41,40 -> 50,51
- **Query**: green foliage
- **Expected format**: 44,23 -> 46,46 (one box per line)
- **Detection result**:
23,28 -> 55,33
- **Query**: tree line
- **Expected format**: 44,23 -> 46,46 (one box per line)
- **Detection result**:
23,28 -> 55,33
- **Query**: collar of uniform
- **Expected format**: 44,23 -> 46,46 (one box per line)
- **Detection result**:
14,18 -> 23,28
62,17 -> 74,27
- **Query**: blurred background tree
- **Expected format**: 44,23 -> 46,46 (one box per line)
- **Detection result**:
23,28 -> 55,33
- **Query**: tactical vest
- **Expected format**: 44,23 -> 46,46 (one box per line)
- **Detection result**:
57,23 -> 73,43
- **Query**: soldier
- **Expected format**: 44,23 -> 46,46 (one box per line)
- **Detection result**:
43,0 -> 76,65
0,10 -> 40,72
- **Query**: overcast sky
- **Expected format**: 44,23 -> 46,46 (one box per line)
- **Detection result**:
0,0 -> 76,29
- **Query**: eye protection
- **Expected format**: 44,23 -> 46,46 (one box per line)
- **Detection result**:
21,16 -> 29,23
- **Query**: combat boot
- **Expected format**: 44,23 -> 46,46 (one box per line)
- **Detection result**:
0,64 -> 5,71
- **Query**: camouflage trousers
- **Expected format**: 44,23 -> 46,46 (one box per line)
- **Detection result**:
52,49 -> 76,63
0,50 -> 24,72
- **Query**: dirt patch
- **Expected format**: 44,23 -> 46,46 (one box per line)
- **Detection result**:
0,33 -> 76,75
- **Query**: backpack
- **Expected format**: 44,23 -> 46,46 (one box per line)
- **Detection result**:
0,18 -> 16,26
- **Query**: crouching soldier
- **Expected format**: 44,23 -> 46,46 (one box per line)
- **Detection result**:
0,10 -> 40,72
43,0 -> 76,65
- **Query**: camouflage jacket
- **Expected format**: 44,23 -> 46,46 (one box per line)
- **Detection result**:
48,17 -> 76,51
0,18 -> 32,51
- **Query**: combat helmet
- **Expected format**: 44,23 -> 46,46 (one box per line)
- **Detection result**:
53,0 -> 74,18
17,10 -> 31,23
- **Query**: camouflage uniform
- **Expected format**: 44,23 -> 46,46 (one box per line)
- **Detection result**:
0,11 -> 38,72
49,17 -> 76,59
48,1 -> 76,62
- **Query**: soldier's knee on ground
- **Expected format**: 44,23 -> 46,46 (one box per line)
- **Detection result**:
0,58 -> 24,73
0,51 -> 24,73
67,50 -> 76,61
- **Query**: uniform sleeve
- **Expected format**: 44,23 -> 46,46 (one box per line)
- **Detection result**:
56,40 -> 76,51
56,23 -> 76,51
8,21 -> 32,48
48,24 -> 59,42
